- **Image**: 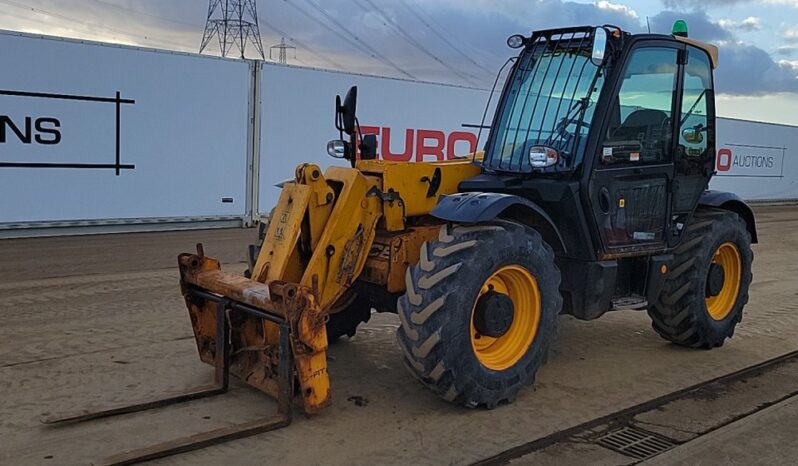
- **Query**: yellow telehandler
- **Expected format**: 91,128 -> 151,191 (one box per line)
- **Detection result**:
47,22 -> 756,464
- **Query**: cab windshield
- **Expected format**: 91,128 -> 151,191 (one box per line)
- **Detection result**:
483,31 -> 605,173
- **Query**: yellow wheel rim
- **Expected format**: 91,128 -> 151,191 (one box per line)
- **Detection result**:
705,242 -> 742,321
470,265 -> 541,371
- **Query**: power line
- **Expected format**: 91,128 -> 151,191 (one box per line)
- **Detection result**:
281,1 -> 380,69
397,0 -> 495,77
350,0 -> 479,85
86,0 -> 203,30
0,8 -> 131,43
85,0 -> 338,70
257,15 -> 344,70
83,0 -> 356,71
0,0 -> 186,49
0,0 -> 190,50
0,0 -> 344,73
2,0 -> 494,84
283,0 -> 415,79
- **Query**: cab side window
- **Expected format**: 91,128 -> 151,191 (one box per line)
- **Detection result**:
601,47 -> 679,165
676,47 -> 713,174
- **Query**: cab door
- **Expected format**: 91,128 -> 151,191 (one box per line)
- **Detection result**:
589,44 -> 683,256
670,45 -> 716,246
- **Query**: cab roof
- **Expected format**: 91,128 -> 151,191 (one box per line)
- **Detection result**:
526,26 -> 719,69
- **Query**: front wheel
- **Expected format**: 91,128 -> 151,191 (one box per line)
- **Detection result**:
396,221 -> 562,408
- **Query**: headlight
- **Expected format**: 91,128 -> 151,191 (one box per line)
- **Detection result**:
327,139 -> 348,159
529,146 -> 559,168
507,34 -> 526,49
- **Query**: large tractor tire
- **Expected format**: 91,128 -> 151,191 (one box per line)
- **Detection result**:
397,220 -> 562,408
647,208 -> 753,348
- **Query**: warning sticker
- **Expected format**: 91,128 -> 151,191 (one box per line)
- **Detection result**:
603,147 -> 613,156
630,152 -> 640,162
633,231 -> 656,241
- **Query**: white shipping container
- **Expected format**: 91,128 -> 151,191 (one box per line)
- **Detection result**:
1,31 -> 795,237
0,31 -> 252,231
256,63 -> 798,212
713,118 -> 798,201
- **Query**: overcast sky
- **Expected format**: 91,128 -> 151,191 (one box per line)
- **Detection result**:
1,0 -> 797,124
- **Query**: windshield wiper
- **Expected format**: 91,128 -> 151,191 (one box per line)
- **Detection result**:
546,96 -> 589,147
680,89 -> 707,127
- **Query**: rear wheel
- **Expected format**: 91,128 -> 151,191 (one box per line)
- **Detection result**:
647,208 -> 753,348
397,221 -> 562,408
325,292 -> 372,343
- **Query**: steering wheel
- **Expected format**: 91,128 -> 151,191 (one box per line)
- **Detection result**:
553,119 -> 589,146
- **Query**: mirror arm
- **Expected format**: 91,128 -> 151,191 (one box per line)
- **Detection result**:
334,95 -> 344,133
349,117 -> 362,167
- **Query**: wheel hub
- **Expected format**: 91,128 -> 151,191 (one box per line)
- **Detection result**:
473,290 -> 515,338
706,262 -> 725,297
705,242 -> 743,321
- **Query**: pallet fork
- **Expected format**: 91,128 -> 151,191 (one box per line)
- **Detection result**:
42,248 -> 297,465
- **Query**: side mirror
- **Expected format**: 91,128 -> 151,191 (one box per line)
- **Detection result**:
682,127 -> 705,144
591,27 -> 607,66
335,86 -> 358,136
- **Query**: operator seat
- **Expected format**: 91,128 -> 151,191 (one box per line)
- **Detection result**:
610,109 -> 669,162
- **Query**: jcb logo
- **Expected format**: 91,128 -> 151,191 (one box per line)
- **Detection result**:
358,126 -> 478,162
0,115 -> 62,145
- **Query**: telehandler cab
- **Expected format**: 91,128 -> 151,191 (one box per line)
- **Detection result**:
48,22 -> 756,463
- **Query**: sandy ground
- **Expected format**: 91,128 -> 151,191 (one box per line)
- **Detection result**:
0,205 -> 797,465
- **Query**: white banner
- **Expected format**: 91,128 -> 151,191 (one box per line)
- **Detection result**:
712,118 -> 797,200
257,64 -> 493,213
2,31 -> 796,233
0,31 -> 252,224
256,65 -> 798,212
